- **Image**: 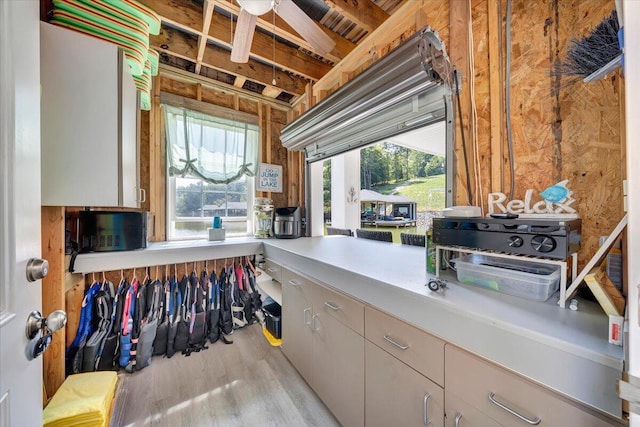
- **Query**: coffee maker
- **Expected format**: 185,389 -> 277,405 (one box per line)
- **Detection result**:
273,207 -> 302,238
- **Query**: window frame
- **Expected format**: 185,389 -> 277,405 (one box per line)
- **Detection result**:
166,172 -> 255,241
161,95 -> 259,241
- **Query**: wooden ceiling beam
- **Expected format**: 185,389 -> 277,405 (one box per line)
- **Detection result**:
324,0 -> 389,33
234,76 -> 247,88
159,64 -> 291,109
209,12 -> 331,81
195,0 -> 215,74
151,28 -> 308,96
140,0 -> 331,81
214,0 -> 355,62
262,86 -> 283,98
138,0 -> 202,33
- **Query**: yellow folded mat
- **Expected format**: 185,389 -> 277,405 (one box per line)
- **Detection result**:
43,371 -> 118,427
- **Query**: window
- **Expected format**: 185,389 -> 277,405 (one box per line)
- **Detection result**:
163,105 -> 259,239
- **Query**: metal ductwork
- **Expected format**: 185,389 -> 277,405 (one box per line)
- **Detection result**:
280,27 -> 454,163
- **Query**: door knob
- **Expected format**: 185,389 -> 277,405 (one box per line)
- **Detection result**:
46,310 -> 67,332
25,310 -> 45,339
25,309 -> 67,339
25,310 -> 67,361
26,257 -> 49,282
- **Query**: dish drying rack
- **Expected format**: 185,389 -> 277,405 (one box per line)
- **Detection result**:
435,245 -> 578,308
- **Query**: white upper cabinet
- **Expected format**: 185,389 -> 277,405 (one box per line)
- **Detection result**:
40,22 -> 140,208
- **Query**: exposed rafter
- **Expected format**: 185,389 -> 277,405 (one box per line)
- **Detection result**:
325,0 -> 389,33
194,0 -> 215,74
134,0 -> 404,102
151,28 -> 309,96
140,0 -> 331,81
214,0 -> 355,62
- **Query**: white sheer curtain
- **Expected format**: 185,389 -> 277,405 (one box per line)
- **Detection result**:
163,104 -> 259,184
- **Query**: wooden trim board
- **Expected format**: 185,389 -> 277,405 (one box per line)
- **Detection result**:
584,266 -> 625,316
566,214 -> 628,299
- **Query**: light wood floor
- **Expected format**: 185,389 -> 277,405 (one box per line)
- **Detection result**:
110,323 -> 340,427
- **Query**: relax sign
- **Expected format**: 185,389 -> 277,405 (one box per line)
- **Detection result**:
488,180 -> 576,215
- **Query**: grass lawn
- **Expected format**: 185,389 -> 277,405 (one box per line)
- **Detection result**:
372,175 -> 445,211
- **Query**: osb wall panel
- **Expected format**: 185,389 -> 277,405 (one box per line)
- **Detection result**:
290,0 -> 623,269
268,116 -> 290,208
471,0 -> 491,206
487,0 -> 623,265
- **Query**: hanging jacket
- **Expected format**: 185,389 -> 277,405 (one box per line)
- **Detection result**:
166,276 -> 180,358
231,265 -> 249,328
119,277 -> 138,368
66,280 -> 102,375
153,278 -> 171,356
245,265 -> 262,323
135,278 -> 162,370
184,271 -> 208,356
173,274 -> 190,353
82,280 -> 114,372
208,270 -> 220,344
96,277 -> 128,371
219,268 -> 233,336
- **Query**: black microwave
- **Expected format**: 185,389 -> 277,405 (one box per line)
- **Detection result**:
78,211 -> 147,253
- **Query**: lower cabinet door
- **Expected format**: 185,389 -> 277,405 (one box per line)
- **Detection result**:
281,277 -> 313,384
313,310 -> 365,427
445,391 -> 504,427
445,345 -> 622,427
365,341 -> 444,427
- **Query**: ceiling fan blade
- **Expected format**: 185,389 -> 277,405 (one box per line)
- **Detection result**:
275,0 -> 336,55
231,9 -> 258,63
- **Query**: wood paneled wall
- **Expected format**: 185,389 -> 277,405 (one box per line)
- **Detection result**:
289,0 -> 624,269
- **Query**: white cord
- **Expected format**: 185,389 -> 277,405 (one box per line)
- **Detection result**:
467,6 -> 484,215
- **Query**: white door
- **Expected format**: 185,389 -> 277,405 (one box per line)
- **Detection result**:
625,2 -> 640,426
0,2 -> 43,427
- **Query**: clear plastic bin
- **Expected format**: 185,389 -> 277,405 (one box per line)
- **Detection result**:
454,253 -> 560,301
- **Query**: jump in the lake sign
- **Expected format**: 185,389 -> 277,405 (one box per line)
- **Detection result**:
257,163 -> 283,193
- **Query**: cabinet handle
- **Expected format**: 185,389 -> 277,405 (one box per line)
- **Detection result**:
311,314 -> 319,332
454,412 -> 462,427
268,267 -> 279,273
287,279 -> 300,286
488,392 -> 541,425
137,187 -> 146,203
383,335 -> 410,350
303,308 -> 311,325
324,301 -> 340,311
423,392 -> 431,425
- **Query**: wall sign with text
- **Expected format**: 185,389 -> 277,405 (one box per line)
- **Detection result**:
256,163 -> 283,193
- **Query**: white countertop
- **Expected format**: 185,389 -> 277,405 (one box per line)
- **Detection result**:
72,236 -> 263,273
71,235 -> 624,416
262,236 -> 624,417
